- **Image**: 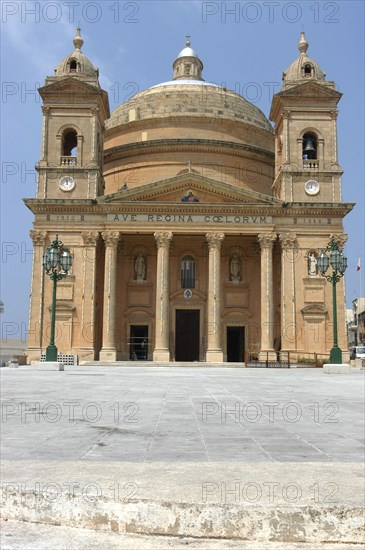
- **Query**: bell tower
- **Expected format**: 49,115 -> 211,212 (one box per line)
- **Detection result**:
37,28 -> 110,199
270,32 -> 343,203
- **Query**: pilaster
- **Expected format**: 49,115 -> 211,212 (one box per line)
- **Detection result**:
26,231 -> 48,362
79,231 -> 99,361
279,232 -> 298,353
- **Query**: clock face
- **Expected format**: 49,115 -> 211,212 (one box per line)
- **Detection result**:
59,176 -> 75,191
304,179 -> 320,196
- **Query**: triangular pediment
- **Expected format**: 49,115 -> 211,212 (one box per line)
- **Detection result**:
39,77 -> 102,98
279,81 -> 342,99
101,173 -> 281,205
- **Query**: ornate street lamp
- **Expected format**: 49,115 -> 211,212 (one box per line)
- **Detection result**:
43,236 -> 72,361
317,238 -> 347,364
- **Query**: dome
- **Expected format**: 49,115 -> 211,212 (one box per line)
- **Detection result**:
107,80 -> 272,132
55,28 -> 99,80
108,37 -> 271,133
177,46 -> 199,59
282,32 -> 326,89
172,36 -> 204,81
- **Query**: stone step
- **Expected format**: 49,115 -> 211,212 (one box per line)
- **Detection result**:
1,461 -> 363,544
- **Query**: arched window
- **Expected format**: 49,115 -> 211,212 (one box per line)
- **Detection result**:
304,63 -> 312,76
62,129 -> 78,157
181,255 -> 195,289
302,132 -> 317,160
69,59 -> 77,72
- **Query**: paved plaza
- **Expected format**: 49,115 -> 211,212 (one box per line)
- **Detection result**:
1,366 -> 364,545
1,366 -> 364,463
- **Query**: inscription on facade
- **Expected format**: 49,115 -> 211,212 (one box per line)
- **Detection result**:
294,218 -> 331,225
107,213 -> 272,224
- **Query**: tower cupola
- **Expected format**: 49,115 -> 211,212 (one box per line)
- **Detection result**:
282,32 -> 326,89
54,28 -> 99,81
172,35 -> 204,81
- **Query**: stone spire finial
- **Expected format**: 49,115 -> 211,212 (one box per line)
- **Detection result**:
73,27 -> 84,50
298,31 -> 308,55
185,34 -> 191,47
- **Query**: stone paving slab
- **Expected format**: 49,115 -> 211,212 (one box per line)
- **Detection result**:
1,367 -> 364,543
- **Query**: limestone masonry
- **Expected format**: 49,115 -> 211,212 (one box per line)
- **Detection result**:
24,30 -> 353,364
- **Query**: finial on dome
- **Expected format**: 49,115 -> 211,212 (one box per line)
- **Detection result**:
298,31 -> 308,55
73,27 -> 84,50
185,34 -> 191,47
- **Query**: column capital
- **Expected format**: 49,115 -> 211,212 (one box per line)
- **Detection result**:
206,232 -> 225,250
258,232 -> 277,249
279,232 -> 297,249
41,106 -> 50,115
102,231 -> 121,248
29,230 -> 47,246
81,231 -> 99,247
154,231 -> 173,249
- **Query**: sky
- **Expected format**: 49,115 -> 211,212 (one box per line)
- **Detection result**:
1,0 -> 364,342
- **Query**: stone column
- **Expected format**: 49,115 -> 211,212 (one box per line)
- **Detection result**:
80,231 -> 99,361
206,232 -> 224,362
258,233 -> 277,360
153,232 -> 173,361
100,231 -> 120,361
26,231 -> 48,362
279,233 -> 298,354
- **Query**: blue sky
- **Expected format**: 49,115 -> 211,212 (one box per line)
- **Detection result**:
1,0 -> 364,340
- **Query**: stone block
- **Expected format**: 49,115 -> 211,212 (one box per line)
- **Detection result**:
323,363 -> 351,374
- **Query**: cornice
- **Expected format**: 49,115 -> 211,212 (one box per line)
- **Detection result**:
103,139 -> 275,164
23,198 -> 354,218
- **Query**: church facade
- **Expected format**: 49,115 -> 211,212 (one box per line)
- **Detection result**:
24,30 -> 353,364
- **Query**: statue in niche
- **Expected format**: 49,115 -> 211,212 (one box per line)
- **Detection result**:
135,253 -> 146,281
230,254 -> 241,283
308,253 -> 318,277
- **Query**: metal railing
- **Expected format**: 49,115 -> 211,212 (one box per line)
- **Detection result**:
245,351 -> 329,368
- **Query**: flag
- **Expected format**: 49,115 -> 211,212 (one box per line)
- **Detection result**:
357,257 -> 361,271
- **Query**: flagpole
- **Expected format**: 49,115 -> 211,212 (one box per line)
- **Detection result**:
358,257 -> 362,300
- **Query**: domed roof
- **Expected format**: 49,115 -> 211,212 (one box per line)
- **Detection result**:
107,37 -> 272,133
55,28 -> 99,80
282,32 -> 326,89
177,46 -> 199,59
107,80 -> 272,132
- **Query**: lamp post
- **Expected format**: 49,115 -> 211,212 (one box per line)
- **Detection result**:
317,238 -> 347,364
43,235 -> 72,362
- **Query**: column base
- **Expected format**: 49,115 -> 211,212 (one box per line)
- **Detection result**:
258,350 -> 277,362
78,349 -> 96,362
153,349 -> 170,362
206,350 -> 224,362
99,349 -> 117,362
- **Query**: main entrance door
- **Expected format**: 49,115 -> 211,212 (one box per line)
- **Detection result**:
227,327 -> 245,362
130,325 -> 148,360
175,310 -> 200,361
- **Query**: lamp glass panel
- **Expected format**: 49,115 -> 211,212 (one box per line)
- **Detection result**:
317,252 -> 329,274
330,249 -> 341,270
339,254 -> 348,274
60,250 -> 72,272
49,247 -> 59,268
